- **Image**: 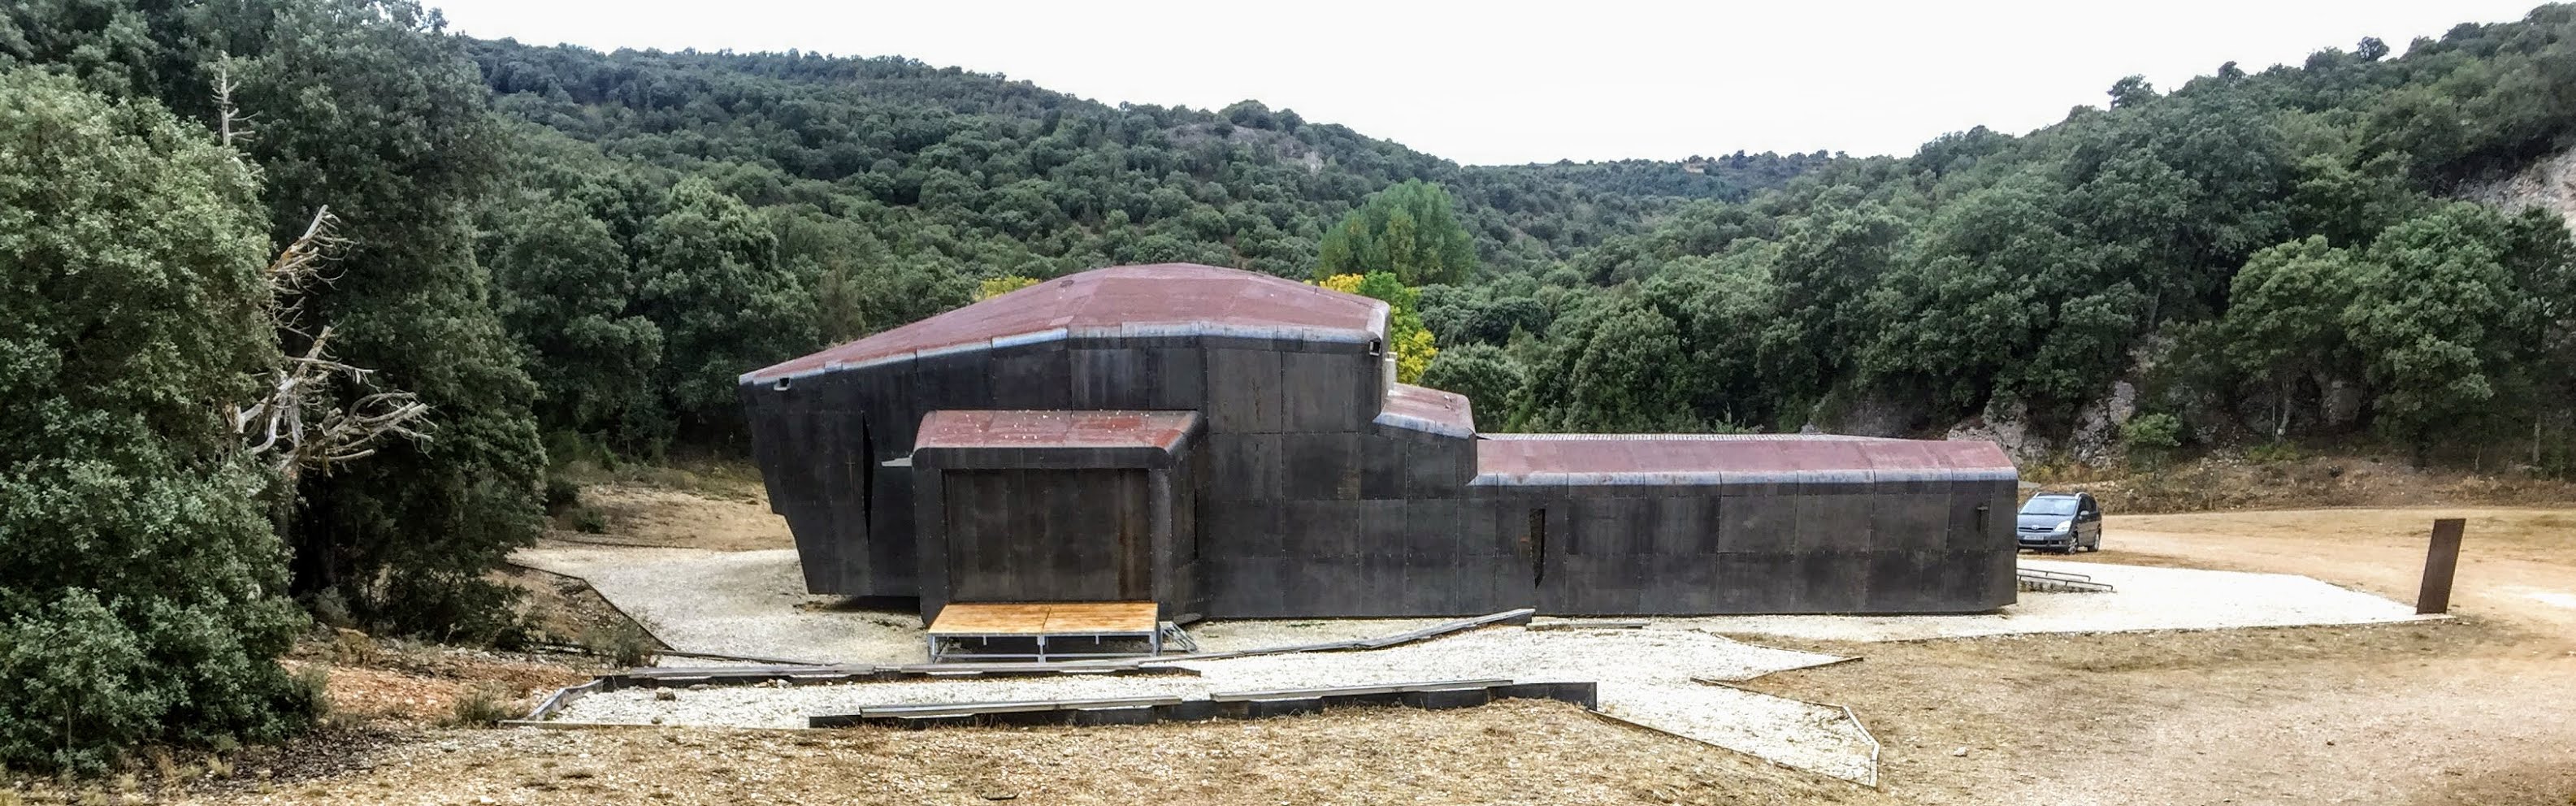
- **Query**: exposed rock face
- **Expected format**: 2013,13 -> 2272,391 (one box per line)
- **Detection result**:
1945,397 -> 2049,465
1823,390 -> 1927,438
2461,146 -> 2576,232
2066,380 -> 2139,464
2322,379 -> 2366,429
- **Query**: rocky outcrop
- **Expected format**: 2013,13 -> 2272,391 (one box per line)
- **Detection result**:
2460,146 -> 2576,232
1945,397 -> 2049,465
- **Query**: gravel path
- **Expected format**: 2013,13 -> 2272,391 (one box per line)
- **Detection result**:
1669,559 -> 2439,643
555,625 -> 1880,782
511,545 -> 928,663
518,546 -> 2426,785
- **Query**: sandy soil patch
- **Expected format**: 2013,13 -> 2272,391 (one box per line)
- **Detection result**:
553,482 -> 792,552
176,700 -> 1894,806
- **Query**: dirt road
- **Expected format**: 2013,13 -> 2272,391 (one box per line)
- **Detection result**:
1742,507 -> 2576,806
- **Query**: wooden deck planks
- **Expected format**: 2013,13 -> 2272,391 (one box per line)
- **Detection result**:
928,601 -> 1159,636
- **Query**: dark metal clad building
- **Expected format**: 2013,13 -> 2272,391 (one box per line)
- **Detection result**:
739,263 -> 2019,622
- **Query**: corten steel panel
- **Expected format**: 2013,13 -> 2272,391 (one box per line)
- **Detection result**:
987,348 -> 1073,410
1710,553 -> 1796,612
1279,500 -> 1364,559
912,468 -> 948,620
1862,551 -> 1945,613
1204,348 -> 1285,432
1401,498 -> 1464,562
1717,492 -> 1793,552
1871,493 -> 1953,552
1145,348 -> 1205,410
1798,552 -> 1871,613
1398,555 -> 1461,614
1203,433 -> 1283,502
940,469 -> 1151,604
1977,546 -> 2017,606
1403,436 -> 1476,497
1358,499 -> 1410,559
1650,496 -> 1723,555
1359,436 -> 1406,500
778,505 -> 839,592
1203,499 -> 1285,559
743,264 -> 1386,384
1070,348 -> 1151,410
1281,433 -> 1364,500
1280,350 -> 1367,432
913,349 -> 994,414
1796,493 -> 1878,552
1201,555 -> 1282,617
869,466 -> 918,593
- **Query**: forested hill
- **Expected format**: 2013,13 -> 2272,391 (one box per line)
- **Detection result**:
461,17 -> 2576,472
464,38 -> 1828,280
5,0 -> 2576,773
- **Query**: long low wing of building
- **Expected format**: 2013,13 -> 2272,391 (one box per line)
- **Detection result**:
739,263 -> 2019,622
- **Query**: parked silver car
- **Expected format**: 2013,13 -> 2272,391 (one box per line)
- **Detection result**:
2017,492 -> 2103,552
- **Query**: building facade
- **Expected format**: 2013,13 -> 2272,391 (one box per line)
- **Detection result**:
739,263 -> 2020,622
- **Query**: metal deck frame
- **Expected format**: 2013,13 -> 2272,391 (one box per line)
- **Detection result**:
926,628 -> 1165,664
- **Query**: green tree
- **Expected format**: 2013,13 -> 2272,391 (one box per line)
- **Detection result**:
484,198 -> 666,449
635,178 -> 818,435
227,0 -> 550,637
1420,343 -> 1525,427
2344,204 -> 2565,458
1316,180 -> 1477,284
0,71 -> 308,772
2216,236 -> 2361,437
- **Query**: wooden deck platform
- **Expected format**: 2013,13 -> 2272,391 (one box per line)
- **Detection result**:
926,601 -> 1164,663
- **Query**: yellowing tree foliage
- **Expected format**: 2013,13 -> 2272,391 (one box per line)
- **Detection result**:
977,275 -> 1042,300
1318,272 -> 1438,383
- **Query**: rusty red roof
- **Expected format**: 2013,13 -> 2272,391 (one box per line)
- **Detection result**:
913,410 -> 1200,451
1473,435 -> 2015,484
1374,383 -> 1474,437
746,264 -> 1388,383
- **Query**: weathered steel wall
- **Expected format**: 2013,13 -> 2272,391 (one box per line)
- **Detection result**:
936,468 -> 1151,604
742,330 -> 2019,620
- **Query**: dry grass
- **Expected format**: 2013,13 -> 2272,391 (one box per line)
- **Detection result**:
170,700 -> 1896,806
2029,453 -> 2576,514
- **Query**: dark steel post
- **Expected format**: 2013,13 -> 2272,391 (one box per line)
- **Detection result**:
2416,518 -> 2465,615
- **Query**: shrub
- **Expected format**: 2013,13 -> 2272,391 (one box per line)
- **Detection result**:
579,619 -> 660,667
0,71 -> 312,773
446,683 -> 519,727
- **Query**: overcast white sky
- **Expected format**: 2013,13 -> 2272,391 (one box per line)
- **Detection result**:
425,0 -> 2543,166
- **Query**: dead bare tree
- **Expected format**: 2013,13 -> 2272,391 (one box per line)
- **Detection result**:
213,57 -> 254,154
235,327 -> 430,481
217,69 -> 432,480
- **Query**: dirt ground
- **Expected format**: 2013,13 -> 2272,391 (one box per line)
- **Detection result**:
545,482 -> 794,552
1733,507 -> 2576,806
167,701 -> 1893,806
64,466 -> 2575,806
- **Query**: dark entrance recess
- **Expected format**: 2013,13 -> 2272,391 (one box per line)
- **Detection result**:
1528,508 -> 1547,585
943,469 -> 1151,602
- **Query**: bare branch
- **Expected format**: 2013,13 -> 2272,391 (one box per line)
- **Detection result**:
212,55 -> 257,156
232,325 -> 434,482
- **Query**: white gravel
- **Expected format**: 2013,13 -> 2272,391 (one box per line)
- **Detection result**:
522,546 -> 2428,785
513,545 -> 929,664
553,625 -> 1878,782
1672,559 -> 2440,643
